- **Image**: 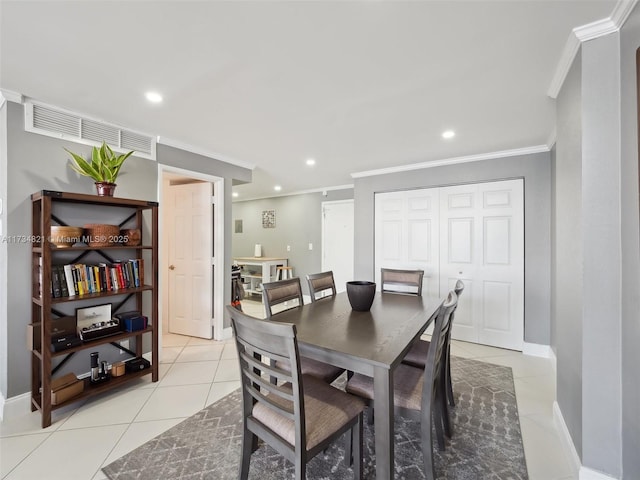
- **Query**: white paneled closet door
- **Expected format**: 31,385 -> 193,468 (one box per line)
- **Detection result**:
374,188 -> 440,298
439,180 -> 524,350
375,179 -> 524,350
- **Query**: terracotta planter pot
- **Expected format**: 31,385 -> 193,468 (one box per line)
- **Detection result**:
95,182 -> 117,196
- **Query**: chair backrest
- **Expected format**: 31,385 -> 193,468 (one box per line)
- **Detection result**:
262,277 -> 304,319
380,268 -> 424,296
306,271 -> 337,303
226,305 -> 307,451
420,291 -> 458,414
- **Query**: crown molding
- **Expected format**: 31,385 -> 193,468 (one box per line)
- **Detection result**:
350,145 -> 549,179
548,0 -> 639,99
0,89 -> 23,104
233,184 -> 354,202
156,136 -> 255,170
574,17 -> 617,42
611,0 -> 639,26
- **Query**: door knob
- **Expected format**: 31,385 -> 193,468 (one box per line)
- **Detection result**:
169,265 -> 175,270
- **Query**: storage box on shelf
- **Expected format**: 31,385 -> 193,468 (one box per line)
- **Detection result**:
30,190 -> 159,428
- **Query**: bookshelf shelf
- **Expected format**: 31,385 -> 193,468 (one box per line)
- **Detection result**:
30,190 -> 159,428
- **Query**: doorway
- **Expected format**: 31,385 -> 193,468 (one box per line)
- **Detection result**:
159,166 -> 226,351
374,179 -> 524,350
321,200 -> 354,293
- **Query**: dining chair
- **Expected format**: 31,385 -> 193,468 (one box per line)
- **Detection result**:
262,277 -> 345,383
262,277 -> 305,318
306,270 -> 337,302
227,305 -> 365,480
380,267 -> 424,296
345,291 -> 458,480
403,279 -> 464,410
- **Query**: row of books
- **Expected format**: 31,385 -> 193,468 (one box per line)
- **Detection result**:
51,260 -> 145,298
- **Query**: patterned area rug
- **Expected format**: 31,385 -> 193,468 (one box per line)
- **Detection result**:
103,358 -> 528,479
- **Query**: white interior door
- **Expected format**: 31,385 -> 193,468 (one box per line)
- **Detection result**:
375,179 -> 524,350
167,182 -> 213,338
321,200 -> 354,293
374,188 -> 440,298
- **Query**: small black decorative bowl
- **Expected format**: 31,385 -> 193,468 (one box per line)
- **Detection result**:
346,281 -> 376,311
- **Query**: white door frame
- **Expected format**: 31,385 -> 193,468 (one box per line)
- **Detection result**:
158,165 -> 226,347
321,199 -> 354,293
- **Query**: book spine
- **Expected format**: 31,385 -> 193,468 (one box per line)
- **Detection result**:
111,267 -> 119,290
131,259 -> 140,288
93,266 -> 100,292
51,265 -> 62,298
58,266 -> 69,297
116,263 -> 126,290
63,264 -> 76,297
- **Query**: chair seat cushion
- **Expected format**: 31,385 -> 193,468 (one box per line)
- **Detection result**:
402,339 -> 430,368
276,357 -> 344,383
252,375 -> 365,450
346,364 -> 424,411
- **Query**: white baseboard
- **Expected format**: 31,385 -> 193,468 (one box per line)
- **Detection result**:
0,391 -> 31,421
579,466 -> 618,480
552,395 -> 618,480
522,341 -> 552,358
553,401 -> 582,474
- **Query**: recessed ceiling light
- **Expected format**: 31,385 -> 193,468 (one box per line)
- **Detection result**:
145,91 -> 163,103
442,130 -> 455,139
232,192 -> 239,198
306,158 -> 316,166
274,185 -> 282,192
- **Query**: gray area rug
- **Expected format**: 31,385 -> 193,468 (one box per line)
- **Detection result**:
103,358 -> 528,479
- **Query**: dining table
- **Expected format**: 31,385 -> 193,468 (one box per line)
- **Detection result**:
270,290 -> 442,480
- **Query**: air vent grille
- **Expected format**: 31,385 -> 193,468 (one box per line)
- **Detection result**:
33,105 -> 80,137
121,130 -> 153,153
25,102 -> 156,160
81,119 -> 120,145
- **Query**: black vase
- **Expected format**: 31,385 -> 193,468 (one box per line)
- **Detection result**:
346,281 -> 376,311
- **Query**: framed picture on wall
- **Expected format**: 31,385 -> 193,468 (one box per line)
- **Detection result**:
262,210 -> 276,228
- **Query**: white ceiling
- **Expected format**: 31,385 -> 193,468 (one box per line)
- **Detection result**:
0,1 -> 618,200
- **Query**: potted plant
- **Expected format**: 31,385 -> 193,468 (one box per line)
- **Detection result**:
65,141 -> 134,196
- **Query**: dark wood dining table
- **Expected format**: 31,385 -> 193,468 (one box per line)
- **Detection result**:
271,290 -> 442,480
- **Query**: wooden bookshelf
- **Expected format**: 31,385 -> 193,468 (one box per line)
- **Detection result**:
30,190 -> 159,428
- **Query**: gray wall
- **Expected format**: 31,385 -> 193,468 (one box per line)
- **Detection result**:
231,189 -> 353,297
620,7 -> 640,478
0,101 -> 8,399
553,14 -> 640,475
553,52 -> 584,457
353,152 -> 552,346
581,32 -> 622,477
2,101 -> 251,399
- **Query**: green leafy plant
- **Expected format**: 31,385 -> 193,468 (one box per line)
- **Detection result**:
65,141 -> 134,184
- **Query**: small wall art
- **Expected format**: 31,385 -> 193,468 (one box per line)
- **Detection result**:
262,209 -> 276,228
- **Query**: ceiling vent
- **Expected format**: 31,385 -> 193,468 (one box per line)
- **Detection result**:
24,102 -> 156,160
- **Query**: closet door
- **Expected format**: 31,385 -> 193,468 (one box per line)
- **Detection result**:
375,179 -> 524,351
374,188 -> 440,298
439,179 -> 524,350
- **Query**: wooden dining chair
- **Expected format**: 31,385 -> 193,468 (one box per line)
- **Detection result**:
380,267 -> 424,296
345,291 -> 458,480
306,271 -> 337,302
262,277 -> 305,318
262,277 -> 345,383
227,306 -> 365,480
403,279 -> 464,411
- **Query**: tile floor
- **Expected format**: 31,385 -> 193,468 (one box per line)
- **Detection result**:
1,299 -> 576,480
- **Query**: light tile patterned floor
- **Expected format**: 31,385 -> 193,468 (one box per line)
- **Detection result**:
1,299 -> 575,480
